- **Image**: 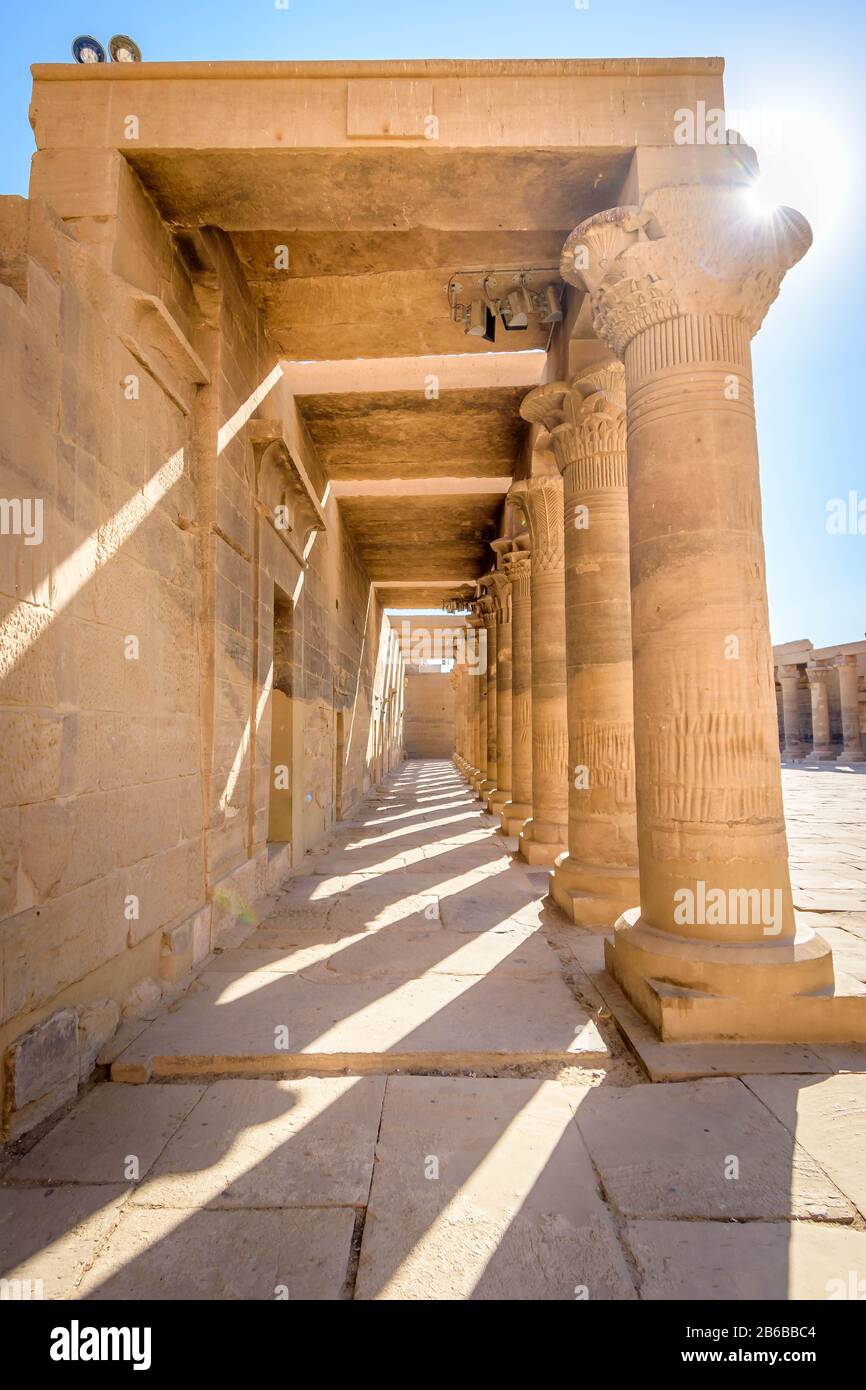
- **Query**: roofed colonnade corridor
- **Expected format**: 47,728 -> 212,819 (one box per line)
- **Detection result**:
2,52 -> 866,1305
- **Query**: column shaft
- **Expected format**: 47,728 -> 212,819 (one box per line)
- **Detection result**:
806,664 -> 834,761
509,466 -> 568,866
777,665 -> 805,760
837,656 -> 864,763
500,552 -> 533,833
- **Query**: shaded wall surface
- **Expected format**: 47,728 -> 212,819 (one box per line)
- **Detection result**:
0,187 -> 404,1136
404,668 -> 454,758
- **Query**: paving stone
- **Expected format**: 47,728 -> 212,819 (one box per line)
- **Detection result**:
745,1073 -> 866,1217
132,1077 -> 384,1208
8,1083 -> 206,1185
0,1186 -> 127,1299
78,1206 -> 355,1300
571,1078 -> 854,1221
355,1075 -> 635,1300
627,1220 -> 866,1301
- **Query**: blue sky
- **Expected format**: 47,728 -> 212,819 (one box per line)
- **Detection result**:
2,0 -> 862,647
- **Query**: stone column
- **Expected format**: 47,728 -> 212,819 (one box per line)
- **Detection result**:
467,609 -> 487,794
459,626 -> 474,772
836,655 -> 864,764
777,664 -> 805,760
500,548 -> 533,834
487,556 -> 513,814
562,183 -> 833,1039
805,663 -> 835,761
478,594 -> 498,799
509,455 -> 568,866
529,363 -> 640,927
451,664 -> 465,772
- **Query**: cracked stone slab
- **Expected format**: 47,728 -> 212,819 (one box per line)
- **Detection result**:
5,1083 -> 206,1186
112,965 -> 608,1079
571,1078 -> 854,1221
745,1073 -> 866,1219
130,1077 -> 385,1209
77,1206 -> 356,1300
355,1075 -> 635,1300
0,1186 -> 128,1299
627,1220 -> 866,1301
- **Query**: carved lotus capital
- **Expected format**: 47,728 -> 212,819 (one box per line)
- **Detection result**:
560,185 -> 812,357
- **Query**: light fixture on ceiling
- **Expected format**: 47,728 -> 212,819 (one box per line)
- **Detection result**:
500,281 -> 532,331
71,35 -> 106,64
539,283 -> 564,324
109,35 -> 142,62
447,266 -> 565,341
465,298 -> 496,341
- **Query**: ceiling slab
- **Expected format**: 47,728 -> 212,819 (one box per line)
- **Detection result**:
297,387 -> 528,480
377,583 -> 470,610
280,350 -> 547,394
337,495 -> 502,581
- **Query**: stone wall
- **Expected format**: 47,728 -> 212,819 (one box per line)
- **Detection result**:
404,667 -> 454,758
0,186 -> 403,1137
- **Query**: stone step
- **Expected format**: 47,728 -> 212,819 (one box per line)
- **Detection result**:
110,959 -> 609,1083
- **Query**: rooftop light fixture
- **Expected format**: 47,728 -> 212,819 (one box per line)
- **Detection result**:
109,34 -> 142,62
71,35 -> 106,64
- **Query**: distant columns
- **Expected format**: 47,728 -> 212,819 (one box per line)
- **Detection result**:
478,596 -> 498,798
466,611 -> 486,790
451,661 -> 467,772
509,457 -> 568,866
805,663 -> 835,761
486,560 -> 513,814
836,655 -> 864,764
777,664 -> 805,760
500,549 -> 533,835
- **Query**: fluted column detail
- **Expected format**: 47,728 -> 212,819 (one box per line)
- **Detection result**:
561,182 -> 834,1040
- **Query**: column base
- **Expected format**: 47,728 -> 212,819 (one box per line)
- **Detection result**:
500,801 -> 532,836
518,817 -> 567,867
837,748 -> 866,767
550,855 -> 639,930
478,779 -> 496,799
488,787 -> 511,813
468,769 -> 485,793
780,745 -> 805,761
804,748 -> 836,763
604,907 -> 848,1043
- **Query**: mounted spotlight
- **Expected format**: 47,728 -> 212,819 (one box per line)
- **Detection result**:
109,34 -> 142,62
465,298 -> 496,342
500,282 -> 532,331
71,35 -> 106,64
539,283 -> 563,324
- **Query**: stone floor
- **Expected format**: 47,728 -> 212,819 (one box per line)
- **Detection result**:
2,760 -> 866,1300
